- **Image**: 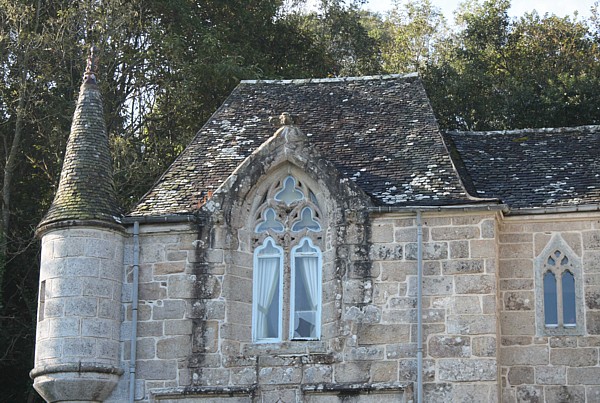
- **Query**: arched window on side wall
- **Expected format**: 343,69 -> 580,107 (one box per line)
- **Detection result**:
536,236 -> 584,336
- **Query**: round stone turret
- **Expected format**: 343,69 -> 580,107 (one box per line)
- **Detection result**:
32,47 -> 125,403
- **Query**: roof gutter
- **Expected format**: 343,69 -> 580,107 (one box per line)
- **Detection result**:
367,203 -> 508,214
121,214 -> 199,225
506,204 -> 600,216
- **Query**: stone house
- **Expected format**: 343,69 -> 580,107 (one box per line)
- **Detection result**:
31,63 -> 600,402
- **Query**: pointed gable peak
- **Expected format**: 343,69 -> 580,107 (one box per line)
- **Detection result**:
38,46 -> 122,235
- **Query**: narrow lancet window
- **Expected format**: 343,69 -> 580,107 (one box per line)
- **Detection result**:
562,271 -> 576,327
253,238 -> 283,342
290,238 -> 321,340
543,271 -> 558,327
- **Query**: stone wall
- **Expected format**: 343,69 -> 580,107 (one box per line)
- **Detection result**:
368,212 -> 499,402
108,223 -> 199,402
34,226 -> 124,402
498,212 -> 600,402
107,209 -> 504,402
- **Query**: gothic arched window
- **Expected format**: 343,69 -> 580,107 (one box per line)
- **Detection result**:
252,175 -> 323,343
536,236 -> 584,335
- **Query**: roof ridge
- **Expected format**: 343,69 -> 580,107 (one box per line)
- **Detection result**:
447,125 -> 600,136
240,72 -> 418,85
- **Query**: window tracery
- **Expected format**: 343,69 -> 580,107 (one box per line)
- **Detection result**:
535,235 -> 583,335
251,175 -> 323,343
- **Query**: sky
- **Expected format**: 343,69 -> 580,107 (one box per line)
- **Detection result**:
363,0 -> 596,21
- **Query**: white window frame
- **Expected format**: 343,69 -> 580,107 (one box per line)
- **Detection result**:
290,237 -> 322,341
251,174 -> 324,344
252,237 -> 284,343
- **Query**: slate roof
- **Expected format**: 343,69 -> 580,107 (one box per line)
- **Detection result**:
38,77 -> 121,230
445,126 -> 600,209
130,74 -> 480,217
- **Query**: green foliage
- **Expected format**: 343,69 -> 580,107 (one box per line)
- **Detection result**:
379,0 -> 448,73
421,0 -> 600,130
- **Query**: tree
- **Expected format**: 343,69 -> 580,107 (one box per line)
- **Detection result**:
379,0 -> 448,73
422,0 -> 600,130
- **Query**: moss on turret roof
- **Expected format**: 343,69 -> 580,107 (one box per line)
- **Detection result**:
38,79 -> 121,232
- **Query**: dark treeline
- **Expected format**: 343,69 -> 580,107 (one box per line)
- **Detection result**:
2,0 -> 600,399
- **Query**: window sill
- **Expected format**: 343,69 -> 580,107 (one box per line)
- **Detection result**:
242,340 -> 328,356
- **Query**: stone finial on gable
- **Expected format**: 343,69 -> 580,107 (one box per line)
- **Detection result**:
269,112 -> 301,127
83,45 -> 99,85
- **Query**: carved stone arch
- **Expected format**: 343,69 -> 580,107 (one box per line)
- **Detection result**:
201,125 -> 375,356
535,233 -> 585,336
207,125 -> 373,231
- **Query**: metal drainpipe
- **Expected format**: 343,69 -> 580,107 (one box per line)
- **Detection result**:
416,210 -> 424,403
129,221 -> 140,402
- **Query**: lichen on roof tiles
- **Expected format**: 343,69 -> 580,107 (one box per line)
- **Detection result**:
130,74 -> 477,217
445,126 -> 600,209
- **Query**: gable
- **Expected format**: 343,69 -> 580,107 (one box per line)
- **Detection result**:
130,74 -> 479,217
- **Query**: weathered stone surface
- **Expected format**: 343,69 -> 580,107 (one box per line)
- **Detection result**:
472,336 -> 496,357
303,365 -> 333,384
423,383 -> 453,403
398,359 -> 435,382
535,366 -> 566,385
369,243 -> 403,261
136,359 -> 177,380
501,336 -> 532,346
438,359 -> 497,381
370,361 -> 398,382
334,362 -> 370,383
152,299 -> 186,320
550,348 -> 598,367
470,239 -> 496,258
258,366 -> 302,385
455,275 -> 495,294
500,312 -> 535,335
545,385 -> 585,403
431,226 -> 480,241
428,335 -> 470,358
405,242 -> 448,260
586,311 -> 600,334
157,335 -> 191,359
507,366 -> 534,385
503,291 -> 534,311
408,275 -> 453,296
344,346 -> 384,361
567,367 -> 600,384
586,286 -> 600,309
442,260 -> 484,275
516,385 -> 543,403
357,324 -> 410,345
499,346 -> 549,366
371,222 -> 394,243
447,314 -> 496,335
449,241 -> 470,259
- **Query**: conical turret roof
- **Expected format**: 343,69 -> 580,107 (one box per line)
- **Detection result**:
38,47 -> 121,233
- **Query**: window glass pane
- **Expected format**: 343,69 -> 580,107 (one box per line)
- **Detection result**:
256,208 -> 284,233
275,176 -> 304,205
543,271 -> 558,326
291,207 -> 321,232
562,271 -> 576,326
292,239 -> 320,339
254,239 -> 282,341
